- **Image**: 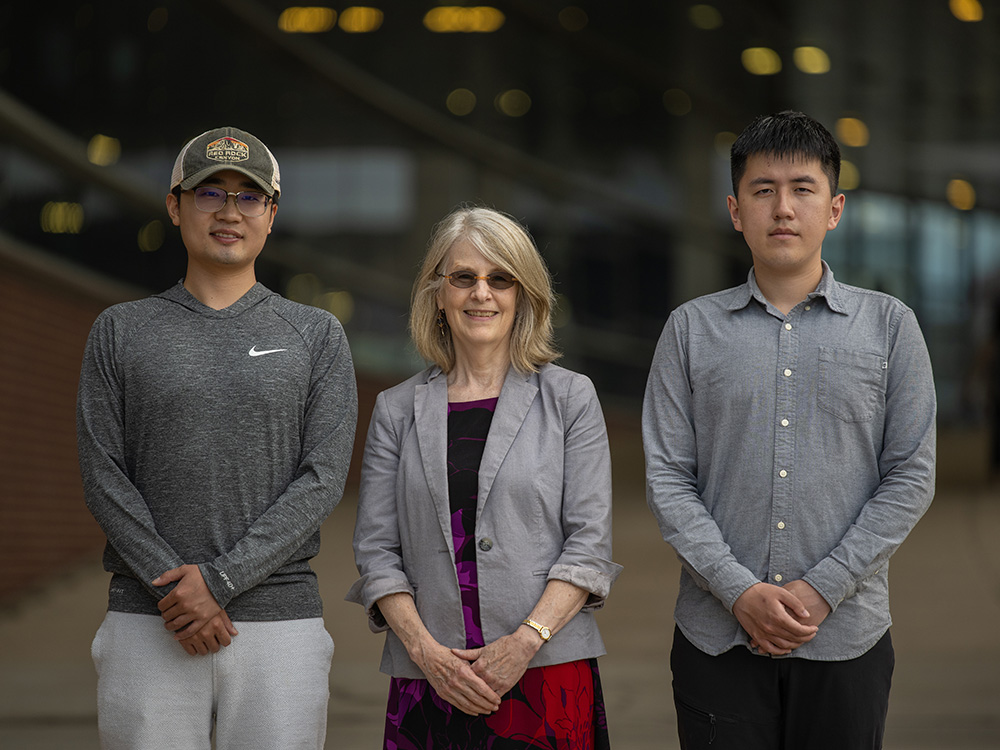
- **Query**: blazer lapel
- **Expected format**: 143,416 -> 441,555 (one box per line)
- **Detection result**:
477,367 -> 538,515
413,369 -> 453,552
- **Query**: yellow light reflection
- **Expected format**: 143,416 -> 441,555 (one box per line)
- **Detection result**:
793,46 -> 830,74
714,131 -> 737,159
662,88 -> 692,116
322,291 -> 354,323
947,179 -> 976,210
836,117 -> 870,147
689,4 -> 723,30
278,7 -> 337,33
138,220 -> 164,252
558,6 -> 588,32
840,160 -> 860,190
339,7 -> 383,33
40,202 -> 84,234
741,47 -> 781,75
446,88 -> 477,116
495,89 -> 531,117
287,274 -> 322,305
87,134 -> 121,166
147,7 -> 168,33
424,6 -> 505,33
950,0 -> 983,22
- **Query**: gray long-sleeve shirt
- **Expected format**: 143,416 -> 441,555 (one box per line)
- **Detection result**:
77,282 -> 357,621
642,262 -> 936,660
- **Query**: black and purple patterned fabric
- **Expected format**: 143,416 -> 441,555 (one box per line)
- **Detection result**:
383,398 -> 611,750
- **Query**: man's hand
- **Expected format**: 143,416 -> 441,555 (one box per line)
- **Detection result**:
153,565 -> 222,639
782,579 -> 831,629
733,582 -> 818,656
177,610 -> 239,656
452,627 -> 539,698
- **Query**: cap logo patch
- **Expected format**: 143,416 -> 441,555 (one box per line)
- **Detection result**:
206,136 -> 250,163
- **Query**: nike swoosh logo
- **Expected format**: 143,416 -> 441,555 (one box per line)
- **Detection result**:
248,346 -> 288,357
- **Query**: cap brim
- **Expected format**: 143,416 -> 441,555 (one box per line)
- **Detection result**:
175,164 -> 277,196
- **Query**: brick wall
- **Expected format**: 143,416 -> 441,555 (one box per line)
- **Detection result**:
0,239 -> 143,606
0,235 -> 393,607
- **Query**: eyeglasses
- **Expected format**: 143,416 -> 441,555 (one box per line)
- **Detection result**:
191,185 -> 272,217
437,271 -> 518,290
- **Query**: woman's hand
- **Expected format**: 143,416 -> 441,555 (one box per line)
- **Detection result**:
376,592 -> 501,716
452,628 -> 539,698
452,579 -> 591,696
411,639 -> 502,715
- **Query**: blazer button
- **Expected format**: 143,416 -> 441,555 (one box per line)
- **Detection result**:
478,537 -> 493,552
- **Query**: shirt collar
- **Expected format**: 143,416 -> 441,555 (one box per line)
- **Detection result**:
808,261 -> 849,314
727,261 -> 848,315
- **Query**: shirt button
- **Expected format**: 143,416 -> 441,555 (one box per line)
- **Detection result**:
774,574 -> 783,582
784,323 -> 792,331
779,469 -> 788,478
805,305 -> 812,311
781,418 -> 789,427
777,521 -> 785,529
478,538 -> 493,552
783,368 -> 792,377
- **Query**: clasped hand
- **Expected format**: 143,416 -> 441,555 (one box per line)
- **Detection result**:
453,629 -> 539,699
412,639 -> 502,717
733,580 -> 831,656
153,564 -> 237,656
411,630 -> 539,717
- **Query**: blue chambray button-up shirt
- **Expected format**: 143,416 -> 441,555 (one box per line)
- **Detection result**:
643,262 -> 936,661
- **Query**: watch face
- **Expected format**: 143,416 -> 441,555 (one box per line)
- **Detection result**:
540,627 -> 551,640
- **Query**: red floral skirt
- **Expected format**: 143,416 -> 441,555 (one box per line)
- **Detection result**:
384,658 -> 611,749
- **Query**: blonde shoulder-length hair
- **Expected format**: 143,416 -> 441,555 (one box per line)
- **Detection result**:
409,206 -> 560,375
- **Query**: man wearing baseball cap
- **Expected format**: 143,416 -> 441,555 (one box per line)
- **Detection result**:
77,127 -> 358,749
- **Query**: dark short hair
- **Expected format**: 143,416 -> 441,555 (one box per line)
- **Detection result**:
730,111 -> 840,196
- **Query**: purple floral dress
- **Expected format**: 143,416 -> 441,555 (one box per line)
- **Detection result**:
383,398 -> 611,750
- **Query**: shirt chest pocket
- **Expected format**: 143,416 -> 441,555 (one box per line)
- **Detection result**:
817,347 -> 886,423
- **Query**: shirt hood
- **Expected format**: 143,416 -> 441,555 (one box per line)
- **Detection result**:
154,281 -> 277,318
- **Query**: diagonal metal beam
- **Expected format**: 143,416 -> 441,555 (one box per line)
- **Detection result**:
0,88 -> 164,218
208,0 -> 678,230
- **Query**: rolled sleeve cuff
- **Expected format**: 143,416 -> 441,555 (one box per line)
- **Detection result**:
345,571 -> 414,632
548,561 -> 623,611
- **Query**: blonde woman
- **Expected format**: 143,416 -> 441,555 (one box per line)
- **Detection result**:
348,206 -> 622,749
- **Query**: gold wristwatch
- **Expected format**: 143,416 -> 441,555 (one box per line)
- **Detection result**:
521,618 -> 552,642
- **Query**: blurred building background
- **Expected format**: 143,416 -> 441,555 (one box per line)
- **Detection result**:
2,0 -> 999,605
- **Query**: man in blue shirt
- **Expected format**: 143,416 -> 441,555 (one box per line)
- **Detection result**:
643,111 -> 936,748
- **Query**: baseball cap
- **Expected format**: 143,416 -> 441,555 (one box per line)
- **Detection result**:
170,126 -> 280,197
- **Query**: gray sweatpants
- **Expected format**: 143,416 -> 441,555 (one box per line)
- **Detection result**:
92,612 -> 334,750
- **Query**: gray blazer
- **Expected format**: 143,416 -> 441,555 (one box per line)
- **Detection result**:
347,363 -> 622,678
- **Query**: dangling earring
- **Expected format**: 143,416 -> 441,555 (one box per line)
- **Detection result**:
436,309 -> 447,336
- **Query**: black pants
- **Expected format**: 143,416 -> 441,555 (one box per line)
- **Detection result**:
670,626 -> 894,750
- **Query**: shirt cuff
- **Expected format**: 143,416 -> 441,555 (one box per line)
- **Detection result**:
802,557 -> 854,612
345,571 -> 414,632
199,562 -> 236,609
714,562 -> 763,613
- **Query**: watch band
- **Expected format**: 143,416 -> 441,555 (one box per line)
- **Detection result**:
521,618 -> 552,642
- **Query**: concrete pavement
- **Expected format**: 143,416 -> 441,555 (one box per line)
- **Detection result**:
2,480 -> 998,749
